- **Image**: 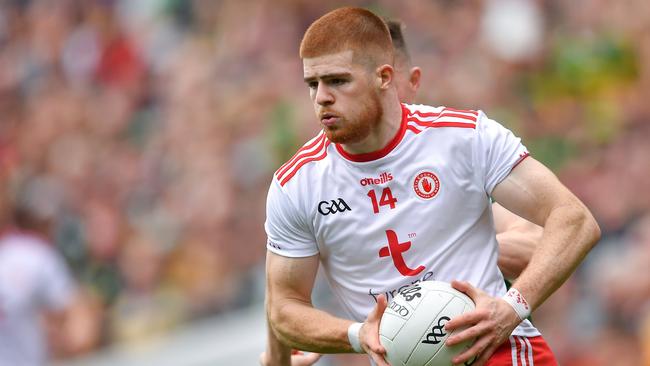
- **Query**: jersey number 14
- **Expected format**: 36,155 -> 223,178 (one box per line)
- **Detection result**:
367,187 -> 397,213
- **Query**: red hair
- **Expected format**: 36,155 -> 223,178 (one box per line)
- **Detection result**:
299,7 -> 394,68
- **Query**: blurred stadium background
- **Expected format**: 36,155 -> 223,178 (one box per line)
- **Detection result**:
0,0 -> 649,365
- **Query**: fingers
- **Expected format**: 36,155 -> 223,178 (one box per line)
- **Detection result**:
369,294 -> 388,322
450,332 -> 492,365
453,342 -> 498,366
472,348 -> 495,366
446,319 -> 492,346
292,352 -> 322,366
445,309 -> 488,333
365,339 -> 386,355
368,351 -> 390,366
451,280 -> 477,299
362,294 -> 388,355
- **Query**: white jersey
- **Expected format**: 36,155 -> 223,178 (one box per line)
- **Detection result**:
265,103 -> 540,337
0,231 -> 75,366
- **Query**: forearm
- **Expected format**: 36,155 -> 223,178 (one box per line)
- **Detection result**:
266,317 -> 293,365
497,231 -> 541,280
496,228 -> 539,280
269,299 -> 355,354
511,203 -> 600,310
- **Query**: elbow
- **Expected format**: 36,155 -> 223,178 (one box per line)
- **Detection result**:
267,300 -> 295,345
267,301 -> 283,334
588,214 -> 601,249
580,207 -> 601,250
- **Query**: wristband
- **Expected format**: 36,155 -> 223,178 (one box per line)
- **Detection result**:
502,288 -> 531,321
347,322 -> 364,353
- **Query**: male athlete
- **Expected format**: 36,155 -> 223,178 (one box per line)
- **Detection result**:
260,19 -> 541,366
263,7 -> 600,366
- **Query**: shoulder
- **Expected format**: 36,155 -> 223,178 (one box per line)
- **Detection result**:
402,104 -> 481,135
273,130 -> 332,188
0,232 -> 59,267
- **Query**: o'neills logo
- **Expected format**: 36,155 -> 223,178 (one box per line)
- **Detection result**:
413,171 -> 440,199
360,172 -> 393,186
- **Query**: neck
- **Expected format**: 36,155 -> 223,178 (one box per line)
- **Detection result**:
340,94 -> 403,155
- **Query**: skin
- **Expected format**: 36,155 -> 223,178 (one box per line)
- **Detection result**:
263,50 -> 600,366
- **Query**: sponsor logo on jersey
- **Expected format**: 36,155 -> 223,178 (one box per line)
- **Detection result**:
367,271 -> 434,303
413,171 -> 440,200
359,172 -> 393,186
378,230 -> 426,276
317,198 -> 351,216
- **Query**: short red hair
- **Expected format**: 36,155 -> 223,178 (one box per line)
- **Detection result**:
299,7 -> 394,68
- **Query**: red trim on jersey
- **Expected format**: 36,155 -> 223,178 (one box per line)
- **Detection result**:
442,106 -> 479,116
279,141 -> 331,186
487,336 -> 558,366
276,133 -> 327,181
406,116 -> 477,131
275,132 -> 326,177
408,107 -> 478,120
512,152 -> 531,170
405,124 -> 422,134
334,104 -> 408,162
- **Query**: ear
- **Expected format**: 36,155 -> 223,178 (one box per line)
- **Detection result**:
409,67 -> 421,93
376,64 -> 394,90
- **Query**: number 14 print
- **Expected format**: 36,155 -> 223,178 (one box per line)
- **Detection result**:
367,187 -> 397,213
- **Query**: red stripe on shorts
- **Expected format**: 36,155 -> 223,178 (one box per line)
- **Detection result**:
486,336 -> 558,366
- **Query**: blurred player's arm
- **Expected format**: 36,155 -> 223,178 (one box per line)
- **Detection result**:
265,251 -> 389,366
493,202 -> 542,280
45,290 -> 101,357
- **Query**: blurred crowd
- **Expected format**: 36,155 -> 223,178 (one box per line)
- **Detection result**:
0,0 -> 649,365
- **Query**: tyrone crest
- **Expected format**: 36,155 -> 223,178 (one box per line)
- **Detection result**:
413,171 -> 440,200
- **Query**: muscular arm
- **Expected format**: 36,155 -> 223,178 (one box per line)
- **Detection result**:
266,251 -> 355,354
445,157 -> 600,365
491,157 -> 601,310
263,291 -> 322,366
493,202 -> 542,280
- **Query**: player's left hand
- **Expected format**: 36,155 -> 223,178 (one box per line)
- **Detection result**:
259,350 -> 322,366
443,280 -> 522,366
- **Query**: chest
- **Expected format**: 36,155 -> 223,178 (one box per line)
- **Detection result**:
308,141 -> 488,262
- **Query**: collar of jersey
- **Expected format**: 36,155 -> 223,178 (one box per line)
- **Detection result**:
334,103 -> 408,163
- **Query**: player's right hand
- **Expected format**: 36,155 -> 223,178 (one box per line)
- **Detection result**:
444,280 -> 521,366
259,350 -> 321,366
359,294 -> 390,366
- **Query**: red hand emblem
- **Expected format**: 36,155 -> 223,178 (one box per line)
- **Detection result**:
422,178 -> 432,193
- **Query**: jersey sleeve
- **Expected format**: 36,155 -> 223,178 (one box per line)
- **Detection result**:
473,112 -> 529,195
264,179 -> 319,257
